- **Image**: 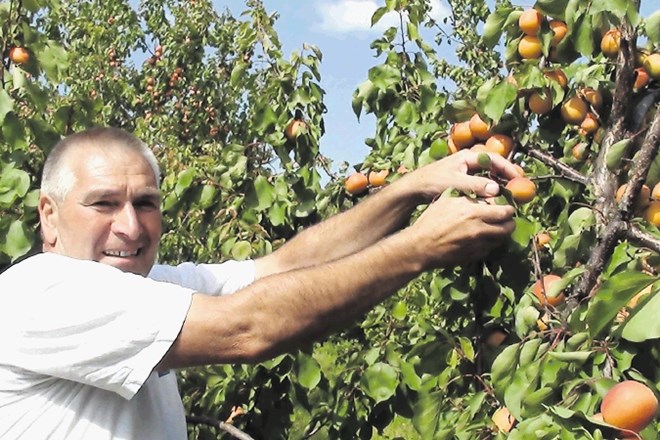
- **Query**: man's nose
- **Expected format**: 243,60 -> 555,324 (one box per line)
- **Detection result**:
112,203 -> 141,240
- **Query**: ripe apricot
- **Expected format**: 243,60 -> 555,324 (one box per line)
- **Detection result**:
561,96 -> 588,125
518,9 -> 543,36
506,176 -> 536,204
528,89 -> 553,115
601,380 -> 658,433
545,69 -> 568,89
469,113 -> 492,141
485,134 -> 514,157
535,232 -> 551,247
643,52 -> 660,80
549,19 -> 568,47
518,35 -> 543,59
368,169 -> 389,187
9,46 -> 29,65
344,172 -> 369,195
580,87 -> 603,111
645,201 -> 660,227
470,143 -> 487,152
652,182 -> 660,200
633,67 -> 650,90
285,119 -> 307,140
580,113 -> 599,134
616,183 -> 651,211
601,29 -> 621,58
492,406 -> 516,433
572,142 -> 588,161
532,274 -> 565,307
450,121 -> 475,149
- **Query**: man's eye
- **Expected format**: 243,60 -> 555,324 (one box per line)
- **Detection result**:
135,200 -> 158,209
93,201 -> 115,208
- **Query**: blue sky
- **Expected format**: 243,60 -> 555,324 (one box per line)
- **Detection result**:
216,1 -> 657,172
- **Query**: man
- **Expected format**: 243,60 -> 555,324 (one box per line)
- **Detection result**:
0,127 -> 517,439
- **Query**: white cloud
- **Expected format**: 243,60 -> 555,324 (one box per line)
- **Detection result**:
314,0 -> 449,34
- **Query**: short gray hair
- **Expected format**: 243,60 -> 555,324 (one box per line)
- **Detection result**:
40,127 -> 161,201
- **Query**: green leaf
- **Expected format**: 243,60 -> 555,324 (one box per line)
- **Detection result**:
296,352 -> 321,389
0,89 -> 14,125
371,6 -> 389,27
0,165 -> 30,206
547,351 -> 592,363
394,100 -> 419,127
360,362 -> 399,403
245,175 -> 274,211
573,14 -> 595,57
535,0 -> 570,19
230,61 -> 248,87
198,184 -> 217,209
368,64 -> 401,89
646,10 -> 660,44
621,289 -> 660,342
590,0 -> 628,19
605,138 -> 632,171
491,343 -> 520,390
587,271 -> 658,338
483,8 -> 511,48
412,390 -> 445,438
174,168 -> 196,196
3,220 -> 32,260
230,240 -> 252,260
483,80 -> 518,122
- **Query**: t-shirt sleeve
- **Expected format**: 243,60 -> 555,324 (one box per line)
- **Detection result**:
1,254 -> 193,400
148,259 -> 256,296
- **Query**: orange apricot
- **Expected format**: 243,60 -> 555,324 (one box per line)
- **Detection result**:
580,113 -> 600,135
561,96 -> 588,125
645,201 -> 660,227
506,176 -> 536,204
469,113 -> 492,141
485,134 -> 514,157
580,87 -> 603,111
633,67 -> 650,91
368,169 -> 389,187
528,89 -> 553,115
344,172 -> 369,195
601,380 -> 658,433
518,35 -> 543,59
450,121 -> 476,149
545,69 -> 568,89
601,28 -> 621,58
532,274 -> 565,307
518,9 -> 543,36
549,19 -> 568,47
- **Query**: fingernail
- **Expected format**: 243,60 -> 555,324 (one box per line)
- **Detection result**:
485,182 -> 499,195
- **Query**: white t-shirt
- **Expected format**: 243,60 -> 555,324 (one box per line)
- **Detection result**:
0,253 -> 256,440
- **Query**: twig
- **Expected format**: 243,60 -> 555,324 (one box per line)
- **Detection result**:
625,224 -> 660,254
521,147 -> 588,185
186,415 -> 255,440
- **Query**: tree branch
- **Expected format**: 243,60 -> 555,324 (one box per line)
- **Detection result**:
521,147 -> 588,185
186,415 -> 255,440
625,224 -> 660,254
572,218 -> 626,299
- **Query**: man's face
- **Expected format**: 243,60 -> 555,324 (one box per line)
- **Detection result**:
40,145 -> 162,276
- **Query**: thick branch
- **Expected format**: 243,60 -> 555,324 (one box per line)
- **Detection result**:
522,147 -> 588,185
572,218 -> 626,299
625,224 -> 660,254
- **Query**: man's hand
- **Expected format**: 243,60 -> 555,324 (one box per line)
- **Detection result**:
407,196 -> 516,269
395,150 -> 522,203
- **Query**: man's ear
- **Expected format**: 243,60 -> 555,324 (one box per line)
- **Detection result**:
38,194 -> 59,248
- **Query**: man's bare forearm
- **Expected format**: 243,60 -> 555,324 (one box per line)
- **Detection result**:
255,181 -> 422,278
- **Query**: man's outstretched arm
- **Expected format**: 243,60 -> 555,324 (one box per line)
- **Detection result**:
158,195 -> 515,369
254,150 -> 521,278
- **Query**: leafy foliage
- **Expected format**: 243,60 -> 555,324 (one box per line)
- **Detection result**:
2,0 -> 659,439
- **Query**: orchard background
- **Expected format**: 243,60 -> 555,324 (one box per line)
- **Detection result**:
1,0 -> 660,438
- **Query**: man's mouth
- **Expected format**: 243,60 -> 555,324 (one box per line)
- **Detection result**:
103,249 -> 140,258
